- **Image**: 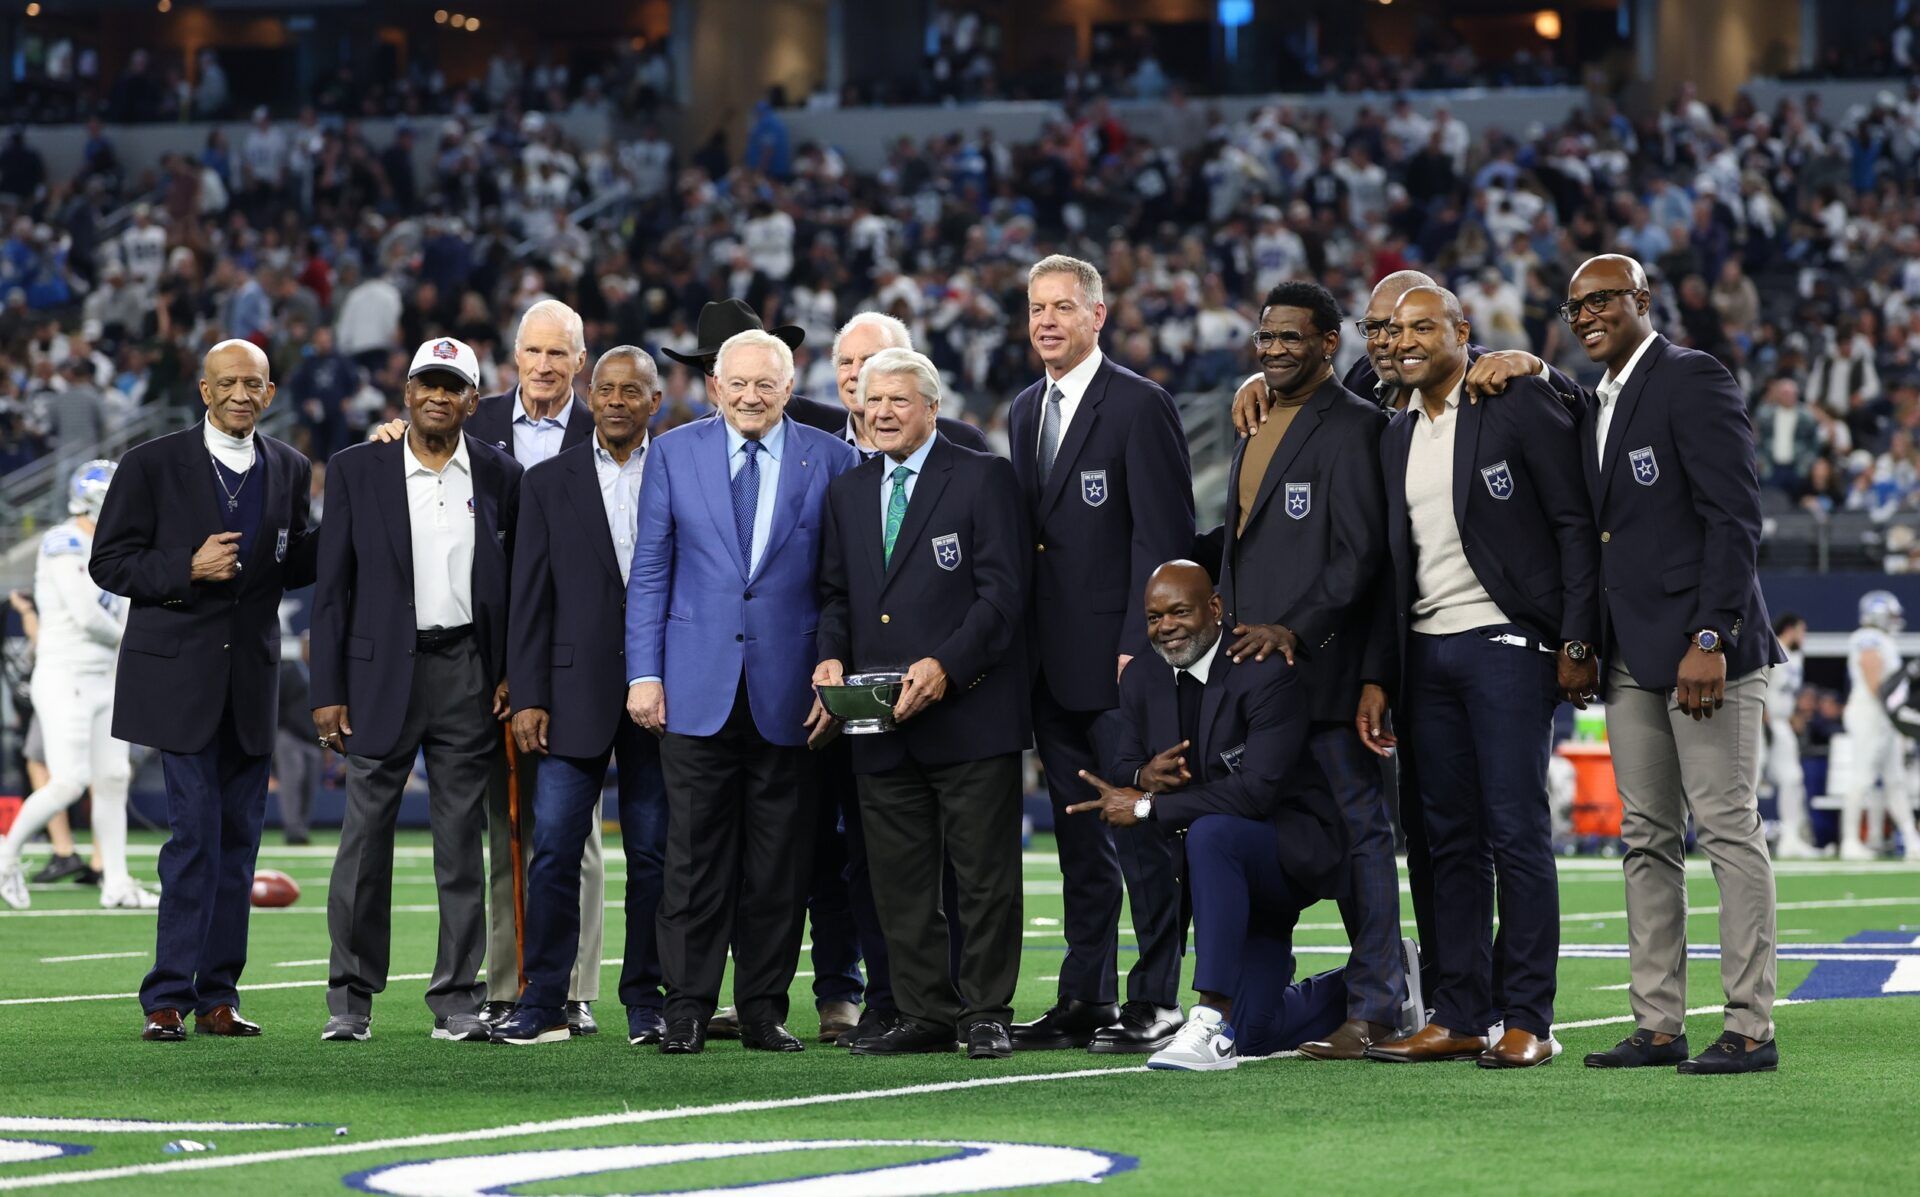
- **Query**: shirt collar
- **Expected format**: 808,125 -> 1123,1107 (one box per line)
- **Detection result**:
511,388 -> 574,428
1413,375 -> 1464,421
723,415 -> 787,462
885,433 -> 938,478
593,431 -> 648,469
403,433 -> 471,476
203,417 -> 255,452
1600,332 -> 1658,400
1179,633 -> 1223,685
1043,346 -> 1105,404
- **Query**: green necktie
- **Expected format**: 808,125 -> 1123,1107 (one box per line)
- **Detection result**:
883,464 -> 913,565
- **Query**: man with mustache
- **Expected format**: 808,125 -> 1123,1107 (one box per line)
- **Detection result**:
1067,561 -> 1352,1071
1467,254 -> 1784,1075
1361,287 -> 1597,1069
1199,281 -> 1412,1061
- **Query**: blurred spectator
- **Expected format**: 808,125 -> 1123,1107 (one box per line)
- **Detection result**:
1755,376 -> 1822,492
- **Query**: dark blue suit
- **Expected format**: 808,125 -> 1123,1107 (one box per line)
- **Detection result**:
1112,649 -> 1350,1054
786,391 -> 992,455
1215,375 -> 1403,1027
1377,376 -> 1599,1038
817,435 -> 1031,1032
1008,352 -> 1195,1009
509,439 -> 669,1014
91,425 -> 317,1018
465,389 -> 594,459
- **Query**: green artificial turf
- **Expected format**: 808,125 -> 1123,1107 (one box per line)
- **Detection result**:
1,832 -> 1917,1195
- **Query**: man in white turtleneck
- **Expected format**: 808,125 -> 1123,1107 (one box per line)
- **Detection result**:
90,339 -> 320,1043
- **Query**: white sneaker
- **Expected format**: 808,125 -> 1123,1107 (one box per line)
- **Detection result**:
1147,1006 -> 1238,1071
1397,937 -> 1427,1039
1840,841 -> 1878,862
1773,832 -> 1821,860
0,859 -> 28,910
100,880 -> 161,910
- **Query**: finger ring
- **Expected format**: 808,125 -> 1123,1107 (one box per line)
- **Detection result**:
318,736 -> 330,747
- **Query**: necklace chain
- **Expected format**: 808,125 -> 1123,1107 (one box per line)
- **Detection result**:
210,454 -> 252,512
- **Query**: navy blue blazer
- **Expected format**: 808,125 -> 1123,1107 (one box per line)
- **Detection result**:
91,426 -> 318,755
309,434 -> 523,760
1008,355 -> 1195,712
817,435 -> 1032,772
1110,650 -> 1349,902
465,388 -> 594,460
1342,344 -> 1582,409
785,392 -> 992,454
1373,375 -> 1600,694
509,439 -> 644,760
1217,375 -> 1387,724
1573,334 -> 1784,688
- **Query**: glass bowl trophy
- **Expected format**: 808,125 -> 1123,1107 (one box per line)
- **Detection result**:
817,671 -> 906,734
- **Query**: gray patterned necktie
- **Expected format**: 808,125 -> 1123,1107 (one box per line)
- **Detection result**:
1038,383 -> 1064,483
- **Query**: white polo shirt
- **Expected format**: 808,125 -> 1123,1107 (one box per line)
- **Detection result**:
403,436 -> 476,630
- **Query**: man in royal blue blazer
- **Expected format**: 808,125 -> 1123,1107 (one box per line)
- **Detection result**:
310,338 -> 523,1045
492,346 -> 672,1049
1008,255 -> 1196,1054
92,339 -> 318,1042
1068,562 -> 1355,1072
625,328 -> 859,1054
814,348 -> 1031,1059
1362,287 -> 1598,1070
1468,255 -> 1784,1076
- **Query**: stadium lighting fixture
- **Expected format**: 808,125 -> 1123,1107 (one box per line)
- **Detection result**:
1535,10 -> 1563,39
450,13 -> 464,27
23,2 -> 38,16
434,9 -> 448,23
158,0 -> 171,11
466,17 -> 479,31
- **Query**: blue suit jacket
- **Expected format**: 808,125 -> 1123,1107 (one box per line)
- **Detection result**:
1216,376 -> 1387,724
625,414 -> 859,745
1574,334 -> 1784,688
509,440 -> 643,760
308,434 -> 522,760
1008,355 -> 1195,712
1373,375 -> 1600,694
90,426 -> 317,755
817,435 -> 1032,773
1110,650 -> 1349,901
465,389 -> 594,461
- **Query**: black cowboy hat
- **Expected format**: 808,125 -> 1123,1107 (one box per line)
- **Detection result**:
659,298 -> 805,369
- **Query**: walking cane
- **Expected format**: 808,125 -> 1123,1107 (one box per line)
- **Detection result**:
503,727 -> 528,992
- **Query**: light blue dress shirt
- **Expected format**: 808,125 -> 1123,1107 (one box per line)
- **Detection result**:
723,416 -> 786,576
592,433 -> 648,585
877,433 -> 936,530
510,388 -> 573,465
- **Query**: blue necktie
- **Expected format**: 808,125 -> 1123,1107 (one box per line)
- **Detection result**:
732,440 -> 761,570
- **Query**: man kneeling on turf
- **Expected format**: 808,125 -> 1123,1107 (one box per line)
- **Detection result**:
1071,561 -> 1390,1070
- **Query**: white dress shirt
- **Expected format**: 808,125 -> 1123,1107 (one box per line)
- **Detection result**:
1177,633 -> 1222,686
593,433 -> 648,585
1034,346 -> 1105,463
403,435 -> 475,630
510,387 -> 574,466
1594,331 -> 1657,469
203,417 -> 256,472
878,434 -> 937,530
723,416 -> 786,576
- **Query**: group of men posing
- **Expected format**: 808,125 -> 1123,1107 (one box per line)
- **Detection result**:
82,246 -> 1782,1076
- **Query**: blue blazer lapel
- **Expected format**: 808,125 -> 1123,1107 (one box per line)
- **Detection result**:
1597,334 -> 1665,511
371,441 -> 416,595
239,444 -> 284,583
1450,394 -> 1482,532
173,434 -> 229,536
1036,360 -> 1109,515
1009,383 -> 1041,507
751,418 -> 810,585
1196,650 -> 1233,767
562,445 -> 623,584
466,435 -> 505,588
695,419 -> 751,582
882,437 -> 953,591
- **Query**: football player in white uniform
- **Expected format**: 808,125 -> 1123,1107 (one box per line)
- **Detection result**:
1765,613 -> 1817,858
1840,591 -> 1919,861
0,461 -> 157,909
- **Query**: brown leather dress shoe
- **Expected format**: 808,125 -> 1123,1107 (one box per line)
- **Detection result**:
1478,1028 -> 1555,1068
194,1005 -> 262,1037
1363,1022 -> 1488,1063
1297,1019 -> 1395,1061
142,1008 -> 186,1042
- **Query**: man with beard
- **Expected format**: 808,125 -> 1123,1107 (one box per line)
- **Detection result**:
1198,281 -> 1411,1061
1067,561 -> 1352,1071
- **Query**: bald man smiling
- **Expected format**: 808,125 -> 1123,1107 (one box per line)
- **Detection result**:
91,338 -> 320,1042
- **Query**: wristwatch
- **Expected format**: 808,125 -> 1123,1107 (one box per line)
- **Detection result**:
1133,794 -> 1155,821
1562,640 -> 1590,662
1691,629 -> 1722,654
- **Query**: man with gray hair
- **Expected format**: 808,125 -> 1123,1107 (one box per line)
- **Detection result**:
625,328 -> 859,1054
815,347 -> 1031,1057
809,312 -> 990,457
1009,253 -> 1196,1055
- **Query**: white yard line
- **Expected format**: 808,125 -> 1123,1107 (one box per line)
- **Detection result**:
0,1065 -> 1149,1191
35,951 -> 148,964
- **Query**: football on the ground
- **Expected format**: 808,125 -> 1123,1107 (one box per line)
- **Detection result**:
251,869 -> 301,908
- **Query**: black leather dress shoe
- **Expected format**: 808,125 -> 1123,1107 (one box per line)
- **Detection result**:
967,1021 -> 1013,1060
565,1001 -> 598,1035
835,1007 -> 897,1048
1087,1002 -> 1184,1054
479,1000 -> 517,1027
1011,1000 -> 1121,1051
1584,1029 -> 1689,1069
1676,1031 -> 1778,1075
660,1018 -> 707,1054
849,1021 -> 960,1056
741,1021 -> 806,1052
627,1007 -> 667,1046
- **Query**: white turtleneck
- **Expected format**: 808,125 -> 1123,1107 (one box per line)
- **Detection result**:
204,417 -> 256,473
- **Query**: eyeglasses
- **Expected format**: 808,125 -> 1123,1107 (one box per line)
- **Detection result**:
1351,318 -> 1392,340
1555,288 -> 1645,323
1251,330 -> 1312,351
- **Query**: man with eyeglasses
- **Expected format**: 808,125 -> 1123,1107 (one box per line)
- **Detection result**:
1197,281 -> 1413,1061
1466,255 -> 1784,1076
